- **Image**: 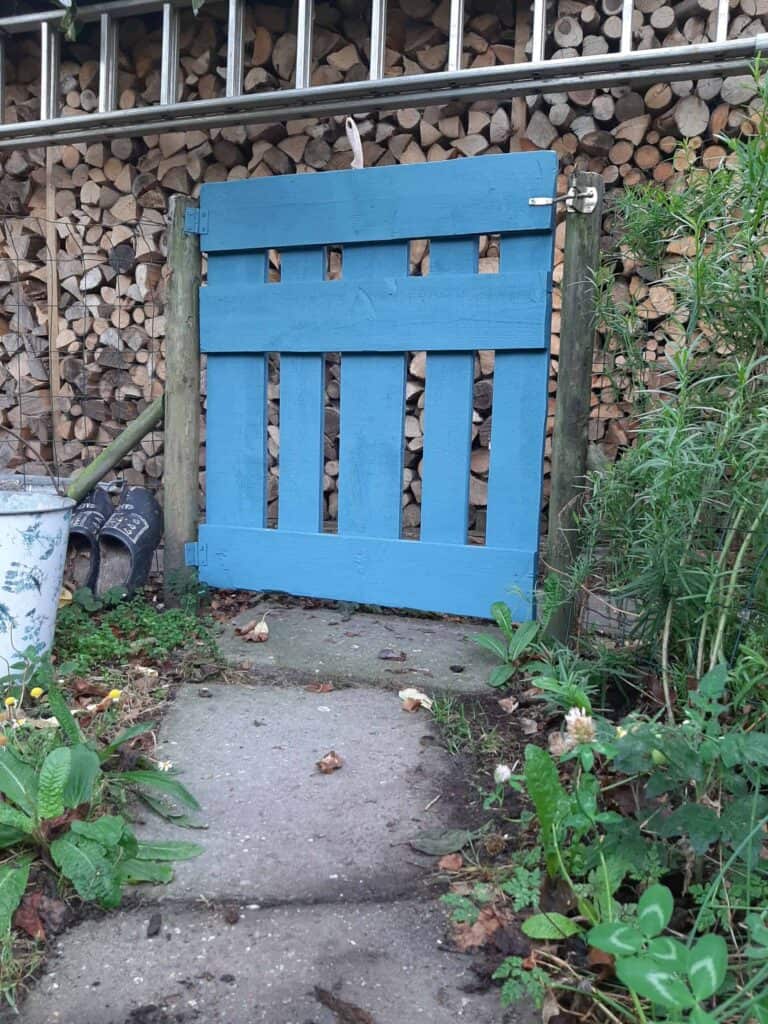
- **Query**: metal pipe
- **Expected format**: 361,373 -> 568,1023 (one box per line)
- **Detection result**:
0,0 -> 193,33
447,0 -> 465,72
98,13 -> 119,113
0,49 -> 762,152
531,0 -> 547,63
620,0 -> 633,53
716,0 -> 729,42
40,21 -> 60,121
369,0 -> 387,80
226,0 -> 245,97
160,1 -> 180,105
295,0 -> 314,90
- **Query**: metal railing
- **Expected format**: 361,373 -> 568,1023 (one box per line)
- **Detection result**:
0,0 -> 765,151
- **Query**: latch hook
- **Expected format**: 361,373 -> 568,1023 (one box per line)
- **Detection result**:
528,185 -> 599,214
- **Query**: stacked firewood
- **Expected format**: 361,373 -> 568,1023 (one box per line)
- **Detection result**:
0,0 -> 765,531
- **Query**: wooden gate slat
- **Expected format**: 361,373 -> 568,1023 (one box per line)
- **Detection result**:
485,232 -> 553,562
206,353 -> 268,528
420,238 -> 477,546
277,248 -> 326,533
338,241 -> 407,539
198,525 -> 534,619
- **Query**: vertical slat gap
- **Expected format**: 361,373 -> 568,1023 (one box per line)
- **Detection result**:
98,12 -> 119,114
226,0 -> 245,97
160,1 -> 180,106
531,0 -> 547,63
295,0 -> 315,90
40,21 -> 60,121
369,0 -> 387,80
447,0 -> 465,72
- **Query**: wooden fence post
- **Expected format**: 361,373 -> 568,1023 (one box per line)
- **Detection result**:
163,195 -> 201,607
545,170 -> 604,643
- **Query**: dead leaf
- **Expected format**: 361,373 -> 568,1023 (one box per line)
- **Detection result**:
378,648 -> 406,661
71,679 -> 109,700
548,731 -> 569,756
304,682 -> 335,693
236,613 -> 269,642
520,717 -> 539,735
316,750 -> 343,774
13,892 -> 46,941
314,987 -> 376,1024
498,697 -> 519,714
437,853 -> 463,872
541,989 -> 561,1024
398,687 -> 433,711
588,945 -> 616,980
453,905 -> 503,951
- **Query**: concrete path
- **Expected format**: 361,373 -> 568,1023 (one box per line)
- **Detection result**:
19,610 -> 521,1024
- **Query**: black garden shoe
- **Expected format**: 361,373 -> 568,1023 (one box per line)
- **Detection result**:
96,486 -> 163,598
65,487 -> 114,592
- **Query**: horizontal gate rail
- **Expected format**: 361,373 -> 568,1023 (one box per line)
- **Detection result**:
0,0 -> 766,151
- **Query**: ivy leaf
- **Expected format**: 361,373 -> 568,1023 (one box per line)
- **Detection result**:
696,664 -> 728,701
688,935 -> 727,1001
637,884 -> 673,938
37,747 -> 71,821
0,858 -> 31,935
616,957 -> 694,1011
588,922 -> 644,957
522,912 -> 582,940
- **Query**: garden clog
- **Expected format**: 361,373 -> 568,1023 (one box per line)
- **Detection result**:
96,486 -> 162,597
65,486 -> 114,592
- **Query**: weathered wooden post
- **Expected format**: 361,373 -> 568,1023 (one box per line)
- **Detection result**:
545,170 -> 604,643
163,195 -> 201,607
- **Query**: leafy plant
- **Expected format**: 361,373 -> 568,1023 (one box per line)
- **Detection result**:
492,956 -> 550,1008
474,602 -> 542,688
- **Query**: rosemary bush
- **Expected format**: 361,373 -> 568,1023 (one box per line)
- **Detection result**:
572,67 -> 768,715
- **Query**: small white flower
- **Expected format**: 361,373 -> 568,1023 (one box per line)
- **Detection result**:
494,764 -> 512,785
564,706 -> 597,747
157,760 -> 174,772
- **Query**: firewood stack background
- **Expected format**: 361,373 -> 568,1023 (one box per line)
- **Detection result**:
0,0 -> 764,535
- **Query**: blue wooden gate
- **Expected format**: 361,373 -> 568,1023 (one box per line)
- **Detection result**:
186,152 -> 557,619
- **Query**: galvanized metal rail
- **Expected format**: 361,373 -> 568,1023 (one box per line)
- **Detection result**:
0,0 -> 765,151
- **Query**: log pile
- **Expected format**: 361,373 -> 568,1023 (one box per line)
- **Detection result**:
0,0 -> 765,532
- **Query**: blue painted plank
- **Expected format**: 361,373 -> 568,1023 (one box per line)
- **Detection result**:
206,353 -> 268,528
196,524 -> 536,620
200,270 -> 551,353
337,241 -> 407,539
277,248 -> 326,533
198,152 -> 558,251
420,238 -> 477,545
485,230 -> 554,555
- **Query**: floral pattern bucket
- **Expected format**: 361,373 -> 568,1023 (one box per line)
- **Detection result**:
0,489 -> 75,674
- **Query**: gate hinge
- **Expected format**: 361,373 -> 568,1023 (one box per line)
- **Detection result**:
529,185 -> 599,214
184,208 -> 209,235
185,541 -> 207,567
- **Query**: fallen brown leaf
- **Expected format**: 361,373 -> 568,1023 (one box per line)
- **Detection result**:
521,717 -> 540,735
588,945 -> 615,980
314,987 -> 376,1024
378,648 -> 406,661
498,697 -> 519,714
548,731 -> 568,756
13,892 -> 45,941
452,905 -> 504,952
235,614 -> 269,642
401,697 -> 422,712
304,682 -> 335,693
541,989 -> 561,1024
316,750 -> 344,774
437,853 -> 463,872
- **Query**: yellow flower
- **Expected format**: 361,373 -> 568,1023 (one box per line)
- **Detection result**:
30,687 -> 44,700
4,696 -> 16,708
108,689 -> 122,702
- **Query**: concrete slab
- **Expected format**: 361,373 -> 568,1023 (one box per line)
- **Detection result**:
19,900 -> 531,1024
217,603 -> 499,694
142,685 -> 478,902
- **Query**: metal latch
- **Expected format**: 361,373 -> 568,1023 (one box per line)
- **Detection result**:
184,208 -> 209,235
529,185 -> 599,214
